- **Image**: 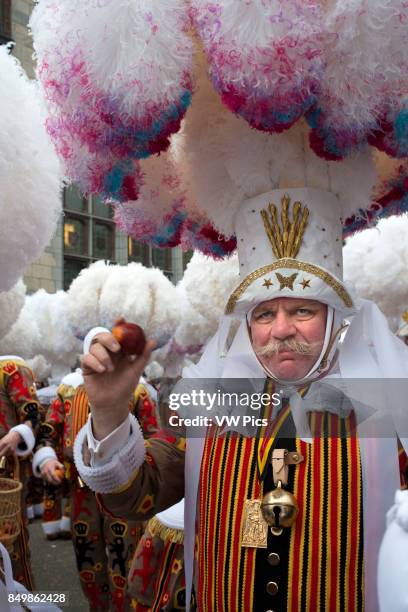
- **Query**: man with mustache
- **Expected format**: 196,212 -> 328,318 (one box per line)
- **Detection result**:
74,189 -> 408,612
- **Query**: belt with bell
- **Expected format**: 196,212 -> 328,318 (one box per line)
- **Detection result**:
242,449 -> 303,548
261,448 -> 303,536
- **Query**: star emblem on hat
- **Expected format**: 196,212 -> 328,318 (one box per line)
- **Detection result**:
262,278 -> 273,289
300,278 -> 311,290
276,272 -> 298,291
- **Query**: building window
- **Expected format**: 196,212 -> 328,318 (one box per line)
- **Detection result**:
64,216 -> 88,255
152,247 -> 173,278
128,238 -> 150,266
93,195 -> 113,219
93,222 -> 114,260
63,187 -> 116,289
0,1 -> 12,45
64,185 -> 87,212
128,239 -> 173,280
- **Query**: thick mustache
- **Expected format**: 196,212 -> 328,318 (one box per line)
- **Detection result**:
254,339 -> 322,357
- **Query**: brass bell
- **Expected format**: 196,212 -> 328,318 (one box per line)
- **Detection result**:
261,481 -> 299,536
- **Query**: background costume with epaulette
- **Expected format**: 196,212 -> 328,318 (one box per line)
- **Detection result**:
33,374 -> 160,611
0,356 -> 41,590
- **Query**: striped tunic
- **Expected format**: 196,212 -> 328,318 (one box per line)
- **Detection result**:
197,404 -> 364,612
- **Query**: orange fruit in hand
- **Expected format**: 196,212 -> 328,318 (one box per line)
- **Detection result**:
54,466 -> 65,480
111,322 -> 146,355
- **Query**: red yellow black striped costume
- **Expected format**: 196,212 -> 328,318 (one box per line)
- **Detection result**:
89,384 -> 408,612
197,404 -> 365,612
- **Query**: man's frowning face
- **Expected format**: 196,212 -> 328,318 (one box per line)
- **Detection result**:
249,297 -> 328,381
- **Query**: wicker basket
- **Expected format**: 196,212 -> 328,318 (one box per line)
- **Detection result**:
0,456 -> 22,550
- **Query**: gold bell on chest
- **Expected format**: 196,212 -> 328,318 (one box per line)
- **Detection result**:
261,481 -> 299,536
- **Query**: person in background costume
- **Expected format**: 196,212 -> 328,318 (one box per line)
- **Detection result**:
37,372 -> 80,541
0,355 -> 40,590
130,500 -> 185,611
33,358 -> 161,612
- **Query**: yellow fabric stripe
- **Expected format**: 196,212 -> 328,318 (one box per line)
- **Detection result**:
287,437 -> 303,611
211,437 -> 226,609
306,412 -> 316,611
236,438 -> 256,612
72,389 -> 90,441
257,404 -> 288,477
244,442 -> 258,612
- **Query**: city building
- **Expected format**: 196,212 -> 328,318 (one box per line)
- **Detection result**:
2,0 -> 189,293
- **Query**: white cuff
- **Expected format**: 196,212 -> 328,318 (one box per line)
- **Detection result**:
74,413 -> 146,494
32,446 -> 58,477
83,327 -> 110,355
11,424 -> 35,457
86,414 -> 131,466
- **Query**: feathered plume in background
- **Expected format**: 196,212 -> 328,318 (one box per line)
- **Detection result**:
0,46 -> 61,290
30,0 -> 193,201
344,215 -> 408,324
30,0 -> 408,258
0,281 -> 26,342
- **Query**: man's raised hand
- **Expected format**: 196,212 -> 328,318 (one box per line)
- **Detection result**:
81,331 -> 155,439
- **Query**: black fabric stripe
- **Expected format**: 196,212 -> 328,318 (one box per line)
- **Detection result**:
242,440 -> 257,612
300,430 -> 312,612
357,445 -> 364,612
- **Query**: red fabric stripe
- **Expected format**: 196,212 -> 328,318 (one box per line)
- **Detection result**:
216,436 -> 239,611
206,437 -> 226,612
290,439 -> 308,612
329,416 -> 339,612
239,439 -> 257,612
309,412 -> 323,611
347,415 -> 358,611
197,435 -> 214,609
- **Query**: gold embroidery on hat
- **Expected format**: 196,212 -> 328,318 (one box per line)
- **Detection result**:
276,272 -> 297,291
225,258 -> 353,314
300,278 -> 311,290
403,310 -> 408,324
262,278 -> 273,289
260,195 -> 309,259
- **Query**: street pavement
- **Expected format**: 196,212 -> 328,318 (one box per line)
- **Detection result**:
28,519 -> 88,611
